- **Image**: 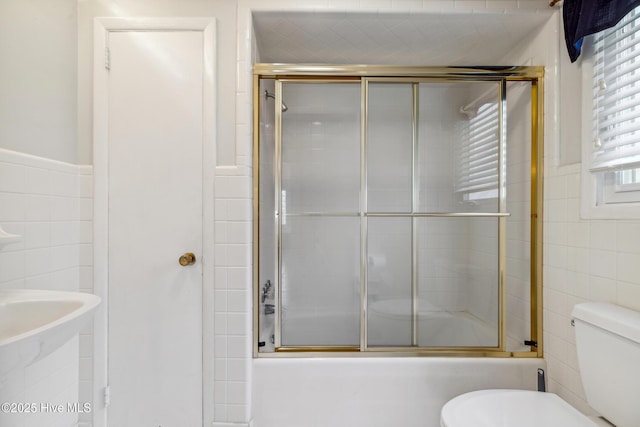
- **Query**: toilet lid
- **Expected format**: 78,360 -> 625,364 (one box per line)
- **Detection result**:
441,389 -> 598,427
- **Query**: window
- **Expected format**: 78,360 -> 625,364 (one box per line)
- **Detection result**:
456,101 -> 500,201
591,7 -> 640,207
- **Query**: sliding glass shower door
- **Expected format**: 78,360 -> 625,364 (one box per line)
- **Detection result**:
255,67 -> 542,356
279,81 -> 362,347
365,81 -> 503,348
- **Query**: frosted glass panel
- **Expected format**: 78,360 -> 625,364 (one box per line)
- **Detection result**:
367,217 -> 412,347
258,79 -> 277,352
367,83 -> 413,212
505,81 -> 532,353
417,82 -> 501,213
256,75 -> 540,354
281,216 -> 360,346
281,83 -> 360,213
416,217 -> 499,347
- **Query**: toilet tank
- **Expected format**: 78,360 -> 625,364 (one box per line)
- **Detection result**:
572,302 -> 640,427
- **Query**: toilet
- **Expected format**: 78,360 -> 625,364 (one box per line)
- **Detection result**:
440,302 -> 640,427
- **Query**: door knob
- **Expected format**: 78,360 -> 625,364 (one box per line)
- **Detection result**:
179,252 -> 196,266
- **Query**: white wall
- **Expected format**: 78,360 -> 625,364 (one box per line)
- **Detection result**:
0,149 -> 93,427
0,0 -> 78,164
0,2 -> 91,425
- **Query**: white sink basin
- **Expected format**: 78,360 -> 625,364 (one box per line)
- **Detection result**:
0,289 -> 101,380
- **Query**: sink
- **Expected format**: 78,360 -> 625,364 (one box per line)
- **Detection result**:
0,289 -> 101,380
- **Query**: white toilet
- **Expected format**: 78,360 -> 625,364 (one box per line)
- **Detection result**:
440,302 -> 640,427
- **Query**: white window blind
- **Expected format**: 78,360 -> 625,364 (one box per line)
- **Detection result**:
456,102 -> 500,195
592,7 -> 640,173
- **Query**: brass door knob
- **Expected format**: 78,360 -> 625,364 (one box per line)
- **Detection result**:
179,252 -> 196,266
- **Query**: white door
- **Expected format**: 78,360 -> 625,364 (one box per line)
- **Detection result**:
106,30 -> 204,426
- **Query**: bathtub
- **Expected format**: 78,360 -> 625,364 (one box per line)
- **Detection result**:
251,357 -> 545,427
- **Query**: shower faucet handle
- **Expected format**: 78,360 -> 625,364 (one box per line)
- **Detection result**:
261,280 -> 273,303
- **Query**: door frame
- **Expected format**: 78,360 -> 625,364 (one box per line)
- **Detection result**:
93,17 -> 216,427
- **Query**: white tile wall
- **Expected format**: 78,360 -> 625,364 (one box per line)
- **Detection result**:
495,5 -> 640,417
542,162 -> 640,415
0,148 -> 93,427
214,165 -> 253,423
77,165 -> 94,426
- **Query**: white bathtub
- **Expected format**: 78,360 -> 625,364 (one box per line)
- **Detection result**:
251,357 -> 545,427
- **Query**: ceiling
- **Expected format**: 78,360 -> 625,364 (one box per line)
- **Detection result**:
253,11 -> 554,65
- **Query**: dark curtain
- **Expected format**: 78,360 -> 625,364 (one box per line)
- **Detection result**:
564,0 -> 640,62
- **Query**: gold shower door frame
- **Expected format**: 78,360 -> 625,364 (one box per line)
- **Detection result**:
252,65 -> 544,358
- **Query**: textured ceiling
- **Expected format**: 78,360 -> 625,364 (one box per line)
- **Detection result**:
253,11 -> 553,65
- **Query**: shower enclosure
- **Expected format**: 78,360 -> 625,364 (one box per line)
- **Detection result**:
254,65 -> 543,356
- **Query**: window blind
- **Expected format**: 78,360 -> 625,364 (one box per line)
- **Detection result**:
592,7 -> 640,172
456,102 -> 499,194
